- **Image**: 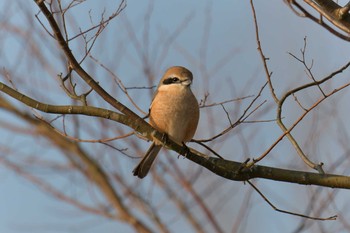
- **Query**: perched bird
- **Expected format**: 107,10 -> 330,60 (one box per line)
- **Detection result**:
133,66 -> 200,178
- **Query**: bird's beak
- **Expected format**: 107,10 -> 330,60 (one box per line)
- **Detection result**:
181,79 -> 192,86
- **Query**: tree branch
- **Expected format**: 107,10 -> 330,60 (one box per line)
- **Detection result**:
287,0 -> 350,40
189,154 -> 350,189
2,81 -> 349,189
34,0 -> 140,120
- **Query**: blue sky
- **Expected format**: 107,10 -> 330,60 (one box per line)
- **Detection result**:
1,1 -> 350,233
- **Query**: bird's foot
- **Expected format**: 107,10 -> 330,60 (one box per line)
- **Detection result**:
180,142 -> 190,158
160,133 -> 169,146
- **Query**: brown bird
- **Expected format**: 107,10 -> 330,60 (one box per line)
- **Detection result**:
133,66 -> 200,178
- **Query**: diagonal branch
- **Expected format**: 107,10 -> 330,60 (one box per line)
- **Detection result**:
0,82 -> 154,233
34,0 -> 140,121
287,0 -> 350,40
250,0 -> 350,173
2,81 -> 350,189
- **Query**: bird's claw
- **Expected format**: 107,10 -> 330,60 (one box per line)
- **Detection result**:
181,142 -> 190,157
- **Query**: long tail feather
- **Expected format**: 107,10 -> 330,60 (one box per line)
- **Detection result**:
133,143 -> 162,178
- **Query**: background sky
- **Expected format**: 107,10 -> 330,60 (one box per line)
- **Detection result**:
1,1 -> 350,233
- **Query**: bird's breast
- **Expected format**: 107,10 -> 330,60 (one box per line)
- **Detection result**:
149,86 -> 199,144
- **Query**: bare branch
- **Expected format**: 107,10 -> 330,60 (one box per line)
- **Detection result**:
247,181 -> 337,221
287,0 -> 350,41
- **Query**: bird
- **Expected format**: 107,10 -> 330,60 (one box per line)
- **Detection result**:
133,66 -> 200,178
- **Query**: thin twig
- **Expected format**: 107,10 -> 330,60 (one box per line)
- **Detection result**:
197,82 -> 268,143
200,95 -> 254,108
247,180 -> 337,221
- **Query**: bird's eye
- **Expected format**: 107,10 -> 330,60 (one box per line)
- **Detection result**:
163,77 -> 180,85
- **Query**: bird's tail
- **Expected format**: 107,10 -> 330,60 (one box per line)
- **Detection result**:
133,142 -> 162,178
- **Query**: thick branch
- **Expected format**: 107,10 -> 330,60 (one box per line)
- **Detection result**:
0,84 -> 153,233
0,81 -> 144,133
34,0 -> 140,120
305,0 -> 350,33
2,81 -> 349,189
288,0 -> 350,40
187,153 -> 350,189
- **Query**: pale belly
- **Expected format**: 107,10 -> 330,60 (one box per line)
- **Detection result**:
149,86 -> 199,144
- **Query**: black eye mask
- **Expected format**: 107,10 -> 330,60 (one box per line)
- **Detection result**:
163,77 -> 180,85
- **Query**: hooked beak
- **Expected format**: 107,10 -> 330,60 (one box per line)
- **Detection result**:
181,78 -> 192,86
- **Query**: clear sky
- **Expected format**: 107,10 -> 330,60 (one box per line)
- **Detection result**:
1,1 -> 350,233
